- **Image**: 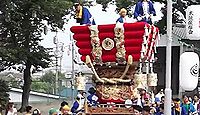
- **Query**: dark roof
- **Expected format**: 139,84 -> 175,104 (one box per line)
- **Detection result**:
172,24 -> 187,40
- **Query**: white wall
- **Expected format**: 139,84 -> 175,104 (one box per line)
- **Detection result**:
9,88 -> 59,103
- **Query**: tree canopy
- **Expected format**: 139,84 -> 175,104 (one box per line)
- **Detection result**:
0,0 -> 73,111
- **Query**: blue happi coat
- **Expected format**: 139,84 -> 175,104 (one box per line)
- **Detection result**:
76,7 -> 96,25
134,0 -> 156,24
116,16 -> 125,23
87,94 -> 98,107
71,100 -> 82,114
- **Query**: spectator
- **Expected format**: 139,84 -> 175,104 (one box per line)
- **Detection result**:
48,108 -> 58,115
151,102 -> 157,114
139,89 -> 149,106
155,89 -> 164,102
193,94 -> 200,113
5,102 -> 17,115
181,95 -> 196,115
132,105 -> 142,115
156,104 -> 164,115
25,105 -> 32,115
32,109 -> 41,115
172,98 -> 181,115
59,101 -> 69,114
142,106 -> 151,115
160,96 -> 165,104
60,101 -> 68,107
61,105 -> 71,115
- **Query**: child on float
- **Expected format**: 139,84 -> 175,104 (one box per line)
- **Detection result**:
116,8 -> 127,23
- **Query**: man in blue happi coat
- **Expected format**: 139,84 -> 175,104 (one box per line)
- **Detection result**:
134,0 -> 156,24
71,96 -> 83,114
74,2 -> 95,25
87,87 -> 98,107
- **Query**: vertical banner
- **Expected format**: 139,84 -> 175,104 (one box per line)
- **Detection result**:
179,52 -> 199,91
186,5 -> 200,40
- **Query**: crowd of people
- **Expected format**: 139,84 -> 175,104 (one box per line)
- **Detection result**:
3,87 -> 200,115
129,89 -> 200,115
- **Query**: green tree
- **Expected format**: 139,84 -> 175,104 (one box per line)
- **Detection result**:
30,71 -> 65,94
41,71 -> 65,83
40,70 -> 65,93
0,0 -> 73,112
0,79 -> 10,114
31,81 -> 50,93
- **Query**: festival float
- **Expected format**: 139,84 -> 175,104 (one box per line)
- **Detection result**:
70,22 -> 160,114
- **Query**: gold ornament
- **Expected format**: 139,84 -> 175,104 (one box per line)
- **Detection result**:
102,38 -> 115,51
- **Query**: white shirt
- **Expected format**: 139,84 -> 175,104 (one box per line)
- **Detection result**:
194,101 -> 199,111
92,95 -> 98,101
142,1 -> 149,18
7,108 -> 17,115
122,17 -> 127,23
125,99 -> 133,108
155,92 -> 164,102
77,94 -> 85,108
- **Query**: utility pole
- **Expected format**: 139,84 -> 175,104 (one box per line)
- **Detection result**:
54,30 -> 64,95
54,31 -> 59,95
70,33 -> 75,102
164,0 -> 172,114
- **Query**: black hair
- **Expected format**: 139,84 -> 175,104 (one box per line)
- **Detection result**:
32,109 -> 40,115
76,97 -> 80,100
173,98 -> 180,102
182,95 -> 188,99
88,87 -> 96,94
132,105 -> 143,112
26,105 -> 32,112
143,106 -> 151,112
160,104 -> 164,110
61,101 -> 68,107
161,96 -> 165,99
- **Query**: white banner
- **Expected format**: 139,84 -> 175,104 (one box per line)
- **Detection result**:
186,5 -> 200,40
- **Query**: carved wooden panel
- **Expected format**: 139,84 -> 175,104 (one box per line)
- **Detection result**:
86,107 -> 134,114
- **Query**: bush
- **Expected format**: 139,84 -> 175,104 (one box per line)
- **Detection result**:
0,79 -> 10,113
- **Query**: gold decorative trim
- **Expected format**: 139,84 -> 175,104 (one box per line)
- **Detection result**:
114,23 -> 126,63
147,73 -> 158,87
86,55 -> 104,83
89,25 -> 102,63
102,38 -> 115,51
86,55 -> 132,84
134,74 -> 148,89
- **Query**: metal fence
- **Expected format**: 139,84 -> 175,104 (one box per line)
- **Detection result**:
8,80 -> 78,99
